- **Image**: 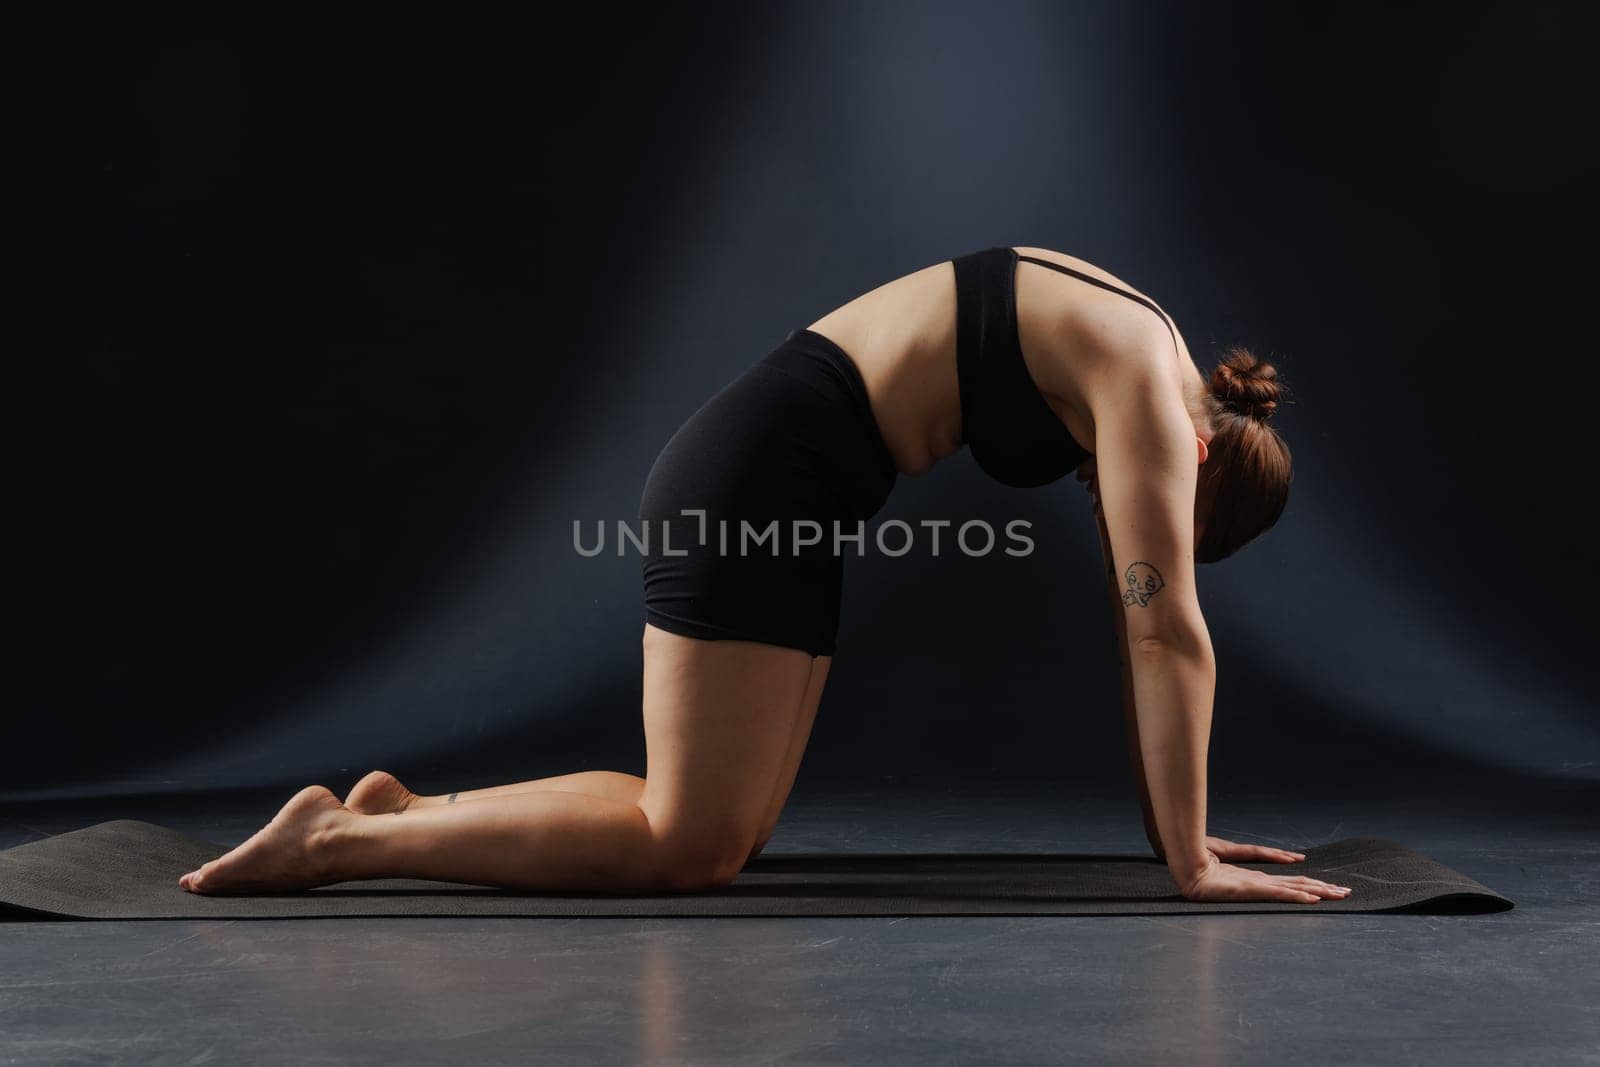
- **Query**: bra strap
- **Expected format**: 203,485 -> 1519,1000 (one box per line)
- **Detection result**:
1015,254 -> 1180,359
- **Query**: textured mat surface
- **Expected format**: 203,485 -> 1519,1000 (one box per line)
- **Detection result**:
0,820 -> 1512,918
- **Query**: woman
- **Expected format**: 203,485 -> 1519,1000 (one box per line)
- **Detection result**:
179,245 -> 1353,905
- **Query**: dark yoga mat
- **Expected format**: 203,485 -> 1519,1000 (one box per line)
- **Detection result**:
0,820 -> 1512,919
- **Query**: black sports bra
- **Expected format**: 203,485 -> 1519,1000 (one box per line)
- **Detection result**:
952,246 -> 1181,489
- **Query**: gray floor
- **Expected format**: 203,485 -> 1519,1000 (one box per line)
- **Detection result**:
2,776 -> 1596,1065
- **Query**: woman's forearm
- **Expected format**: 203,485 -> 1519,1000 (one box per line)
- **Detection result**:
1101,534 -> 1162,848
1089,480 -> 1212,877
1094,498 -> 1164,850
1129,638 -> 1217,885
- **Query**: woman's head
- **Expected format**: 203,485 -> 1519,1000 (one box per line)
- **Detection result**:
1193,347 -> 1292,563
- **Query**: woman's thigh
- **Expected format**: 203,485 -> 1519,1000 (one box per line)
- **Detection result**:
750,654 -> 831,853
635,623 -> 821,882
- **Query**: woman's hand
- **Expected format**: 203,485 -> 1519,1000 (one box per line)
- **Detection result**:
1178,852 -> 1352,904
1202,835 -> 1305,864
1146,831 -> 1306,866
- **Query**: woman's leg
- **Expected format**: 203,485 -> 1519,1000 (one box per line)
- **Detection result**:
744,655 -> 831,864
343,769 -> 644,815
348,654 -> 832,865
178,625 -> 822,894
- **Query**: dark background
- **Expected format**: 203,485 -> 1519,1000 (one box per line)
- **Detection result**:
14,2 -> 1597,803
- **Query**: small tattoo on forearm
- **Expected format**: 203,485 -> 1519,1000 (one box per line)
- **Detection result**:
1121,562 -> 1166,607
447,792 -> 459,804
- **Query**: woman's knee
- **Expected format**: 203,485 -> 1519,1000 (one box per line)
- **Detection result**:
645,820 -> 755,892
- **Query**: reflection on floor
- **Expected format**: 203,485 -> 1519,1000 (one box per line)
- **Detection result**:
2,775 -> 1595,1064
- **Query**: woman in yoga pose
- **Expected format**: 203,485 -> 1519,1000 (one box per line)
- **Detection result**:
179,246 -> 1352,905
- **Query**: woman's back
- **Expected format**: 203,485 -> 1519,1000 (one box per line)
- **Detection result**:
805,257 -> 963,476
807,246 -> 1203,479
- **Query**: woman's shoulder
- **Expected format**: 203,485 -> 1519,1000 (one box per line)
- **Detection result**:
1013,245 -> 1199,389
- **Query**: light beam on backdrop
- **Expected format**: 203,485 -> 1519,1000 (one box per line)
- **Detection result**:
139,0 -> 1595,791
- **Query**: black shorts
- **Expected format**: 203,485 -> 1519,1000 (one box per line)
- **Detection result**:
639,328 -> 898,657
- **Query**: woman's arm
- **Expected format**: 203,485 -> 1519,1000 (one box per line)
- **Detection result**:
1084,344 -> 1348,903
1082,464 -> 1164,857
1085,465 -> 1307,867
1087,351 -> 1215,889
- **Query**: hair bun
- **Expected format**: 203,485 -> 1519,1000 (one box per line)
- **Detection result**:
1209,347 -> 1281,422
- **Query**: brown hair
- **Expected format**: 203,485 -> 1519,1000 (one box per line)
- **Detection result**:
1194,347 -> 1292,563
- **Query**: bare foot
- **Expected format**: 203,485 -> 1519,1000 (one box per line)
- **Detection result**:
344,769 -> 423,815
178,785 -> 351,894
